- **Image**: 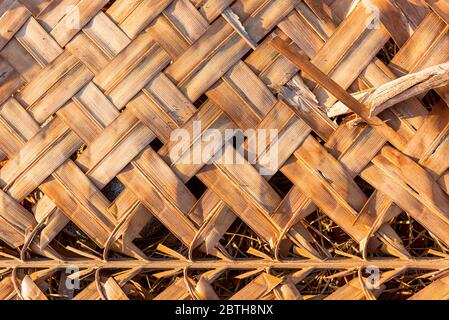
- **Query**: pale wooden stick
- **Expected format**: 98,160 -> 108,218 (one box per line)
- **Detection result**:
368,61 -> 449,117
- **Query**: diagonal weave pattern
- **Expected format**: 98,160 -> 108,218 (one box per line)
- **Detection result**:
0,0 -> 448,300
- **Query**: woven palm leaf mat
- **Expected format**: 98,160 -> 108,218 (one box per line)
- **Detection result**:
0,0 -> 448,300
